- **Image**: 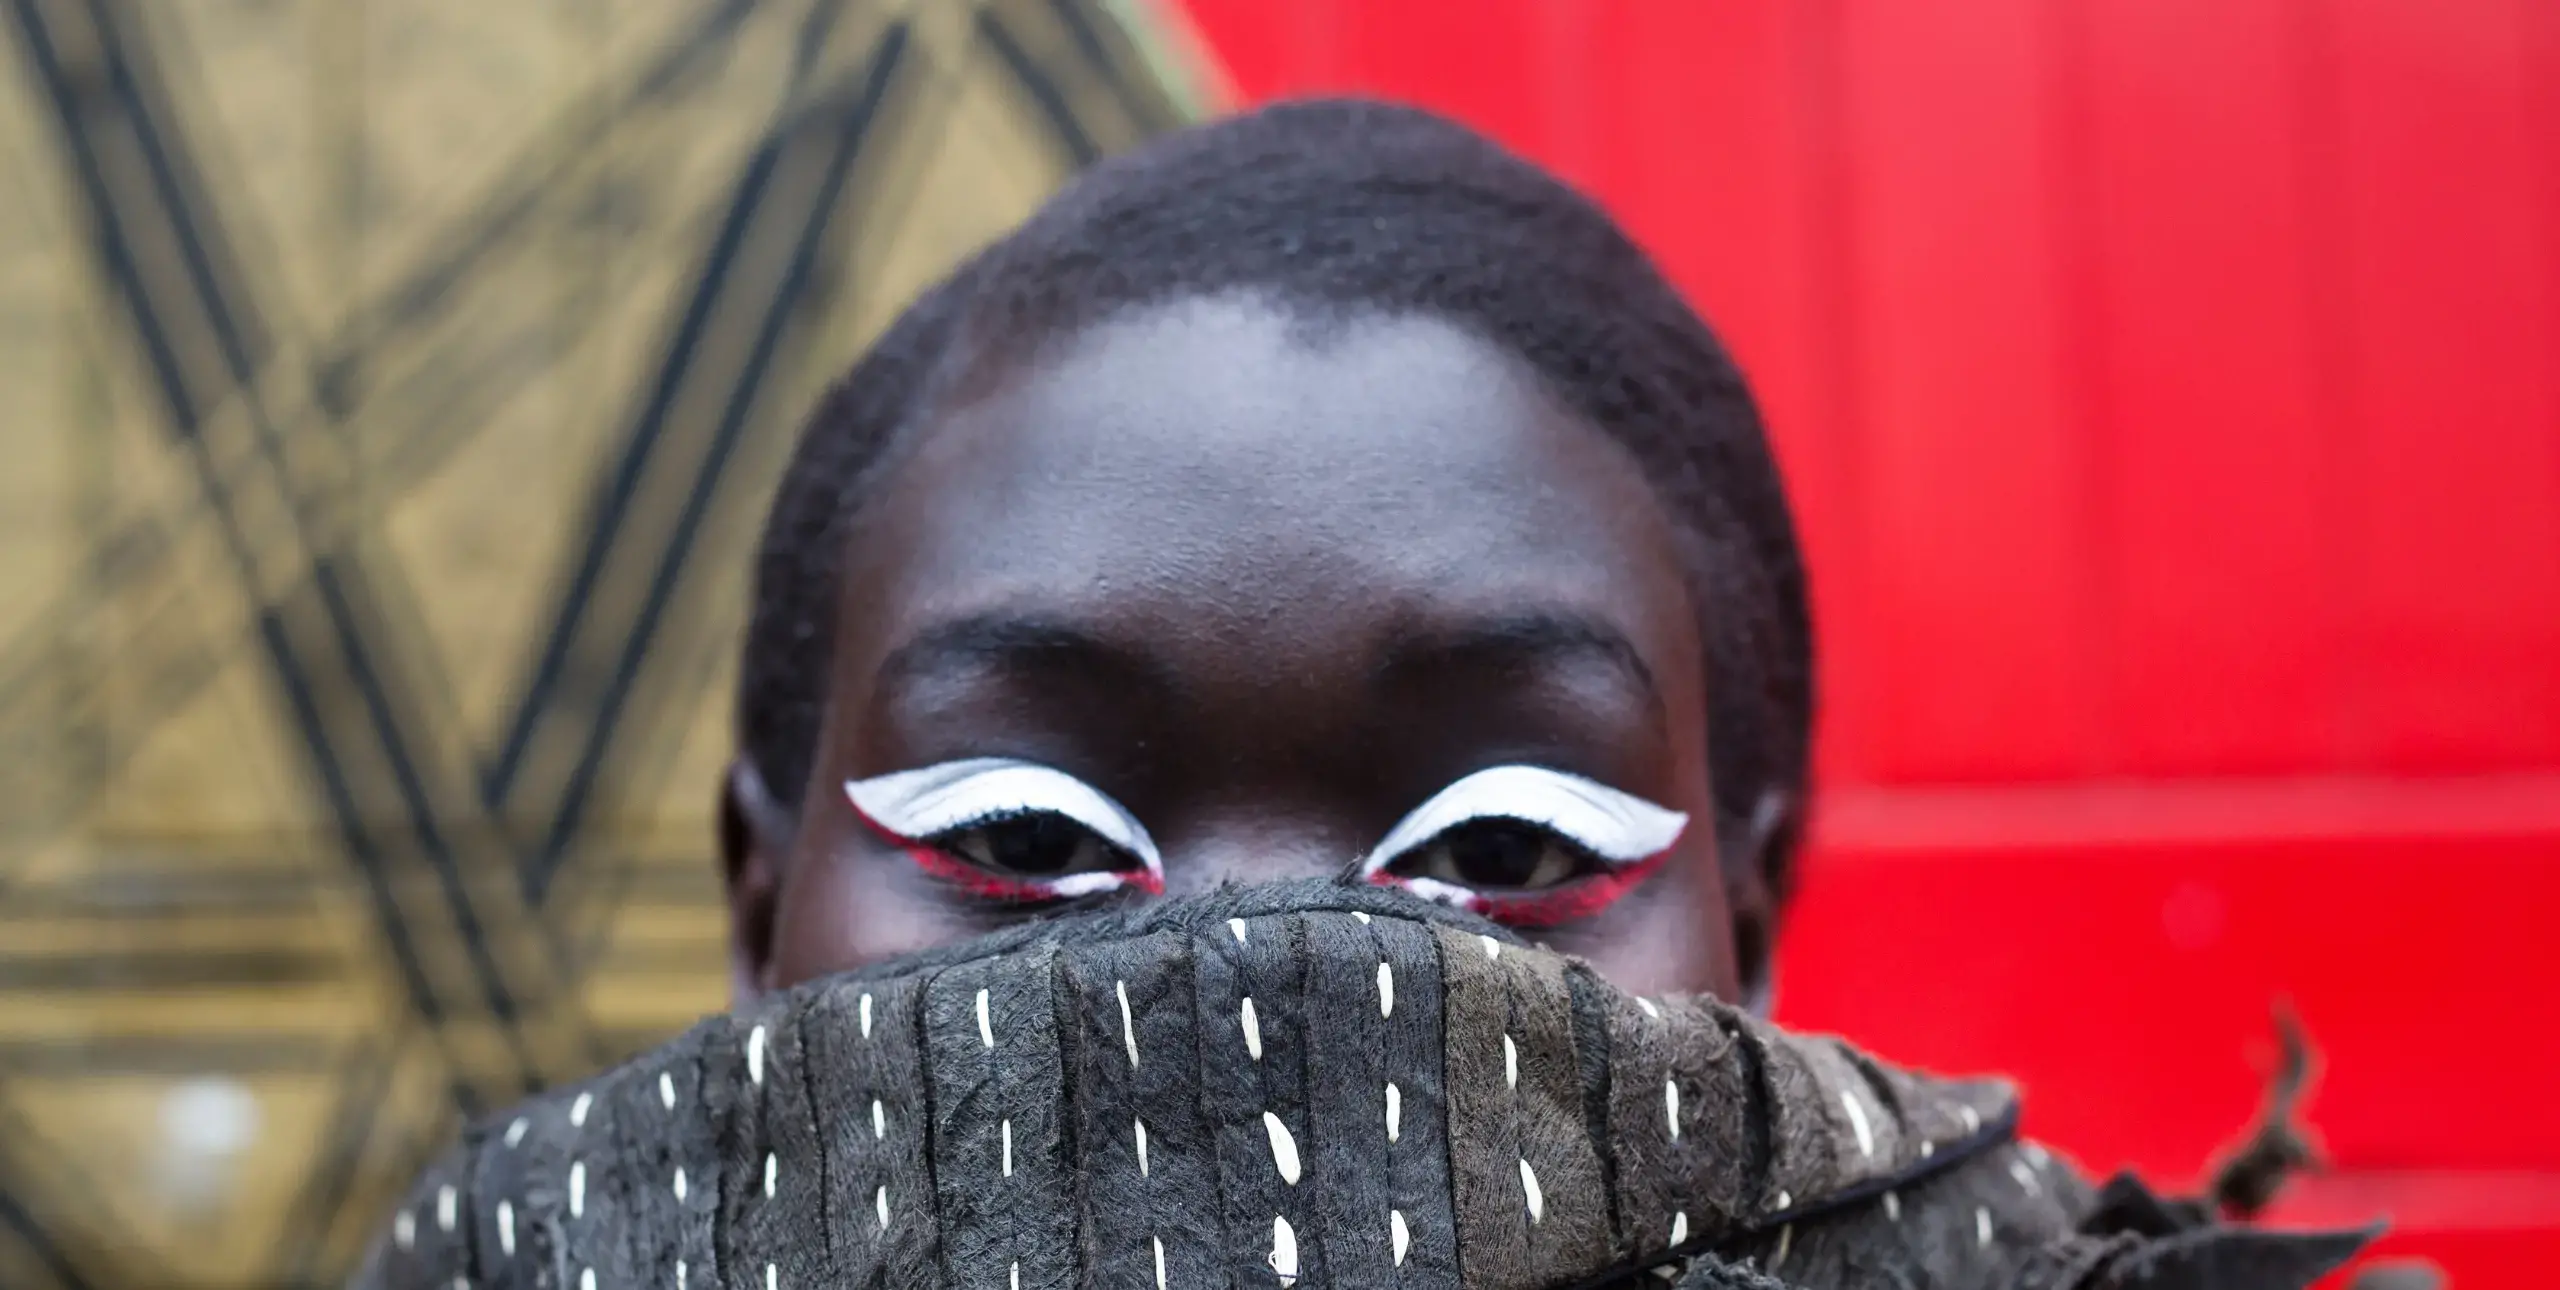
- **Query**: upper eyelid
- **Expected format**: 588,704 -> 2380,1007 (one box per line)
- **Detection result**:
843,759 -> 1161,865
1364,765 -> 1688,872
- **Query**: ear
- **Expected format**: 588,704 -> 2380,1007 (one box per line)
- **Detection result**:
1723,788 -> 1800,1015
719,758 -> 791,1005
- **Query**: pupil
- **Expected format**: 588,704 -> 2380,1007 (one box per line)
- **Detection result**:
1448,822 -> 1546,887
990,815 -> 1084,875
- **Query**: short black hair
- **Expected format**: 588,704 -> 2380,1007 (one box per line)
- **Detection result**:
739,98 -> 1812,894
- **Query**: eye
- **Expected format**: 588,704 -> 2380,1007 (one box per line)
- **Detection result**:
845,759 -> 1163,899
1361,765 -> 1687,924
932,811 -> 1126,879
1386,818 -> 1594,891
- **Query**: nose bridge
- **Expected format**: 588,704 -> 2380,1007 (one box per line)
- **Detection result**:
1156,807 -> 1368,897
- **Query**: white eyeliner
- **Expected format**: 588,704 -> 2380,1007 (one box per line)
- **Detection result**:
1360,765 -> 1686,880
845,759 -> 1163,888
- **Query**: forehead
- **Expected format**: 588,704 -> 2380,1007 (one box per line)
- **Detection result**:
837,296 -> 1702,701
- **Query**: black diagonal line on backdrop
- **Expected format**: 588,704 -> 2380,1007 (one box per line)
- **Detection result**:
477,0 -> 847,808
5,0 -> 561,1098
270,1038 -> 405,1289
333,0 -> 764,362
0,1092 -> 101,1290
2,0 -> 434,1026
485,25 -> 913,894
978,7 -> 1101,165
0,0 -> 780,848
0,1185 -> 86,1290
1045,0 -> 1186,132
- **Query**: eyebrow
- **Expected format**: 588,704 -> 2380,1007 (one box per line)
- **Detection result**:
1371,610 -> 1666,730
877,613 -> 1180,697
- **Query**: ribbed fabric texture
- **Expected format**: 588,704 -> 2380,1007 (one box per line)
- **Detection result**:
352,882 -> 2365,1290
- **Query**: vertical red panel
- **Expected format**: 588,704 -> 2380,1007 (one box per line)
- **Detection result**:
1334,0 -> 1547,159
1782,821 -> 2560,1179
1837,0 -> 2101,781
1174,0 -> 1293,100
2324,0 -> 2560,770
1587,4 -> 1871,782
2075,0 -> 2341,774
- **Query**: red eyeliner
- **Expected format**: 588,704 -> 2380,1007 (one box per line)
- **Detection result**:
848,799 -> 1164,903
1370,850 -> 1669,929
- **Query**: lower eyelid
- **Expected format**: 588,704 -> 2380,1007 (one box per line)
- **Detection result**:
1474,858 -> 1666,927
1374,853 -> 1668,928
898,828 -> 1164,902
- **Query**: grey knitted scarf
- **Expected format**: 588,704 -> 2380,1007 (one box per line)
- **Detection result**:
355,883 -> 2369,1289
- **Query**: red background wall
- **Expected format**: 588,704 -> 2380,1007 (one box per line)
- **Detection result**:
1173,2 -> 2560,1283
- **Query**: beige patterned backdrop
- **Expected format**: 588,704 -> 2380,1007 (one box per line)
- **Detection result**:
0,1 -> 1195,1284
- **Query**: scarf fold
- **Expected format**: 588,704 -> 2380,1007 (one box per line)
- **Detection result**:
355,882 -> 2367,1289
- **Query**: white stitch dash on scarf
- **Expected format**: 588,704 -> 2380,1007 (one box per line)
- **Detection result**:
1136,1118 -> 1151,1177
1002,1118 -> 1014,1177
1263,1112 -> 1302,1184
505,1117 -> 528,1147
1385,1082 -> 1402,1143
1229,918 -> 1249,943
673,1167 -> 687,1201
580,1269 -> 594,1290
876,1185 -> 890,1231
677,1259 -> 688,1290
766,1263 -> 777,1290
1480,934 -> 1501,960
569,1162 -> 585,1218
1353,911 -> 1371,924
763,1152 -> 776,1198
1009,1262 -> 1019,1290
1842,1090 -> 1875,1158
1883,1190 -> 1901,1223
570,1092 -> 592,1127
1377,962 -> 1395,1017
2010,1158 -> 2042,1197
1240,996 -> 1263,1061
1776,1189 -> 1792,1210
393,1209 -> 414,1251
497,1199 -> 515,1256
1271,1214 -> 1299,1285
1153,1235 -> 1167,1290
1116,980 -> 1140,1068
1391,1208 -> 1410,1265
1977,1207 -> 1994,1247
1503,1033 -> 1519,1089
1960,1104 -> 1982,1133
1637,997 -> 1660,1019
748,1025 -> 767,1086
860,992 -> 873,1038
1519,1158 -> 1544,1223
1773,1224 -> 1793,1272
1666,1080 -> 1681,1141
977,989 -> 995,1049
872,1098 -> 885,1139
437,1185 -> 456,1232
1669,1210 -> 1688,1247
659,1072 -> 675,1111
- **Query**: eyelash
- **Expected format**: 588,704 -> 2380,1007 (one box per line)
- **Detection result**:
1355,765 -> 1688,926
842,761 -> 1686,923
1385,854 -> 1672,929
843,760 -> 1165,903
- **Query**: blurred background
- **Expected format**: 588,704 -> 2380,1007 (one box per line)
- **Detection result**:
0,0 -> 2549,1286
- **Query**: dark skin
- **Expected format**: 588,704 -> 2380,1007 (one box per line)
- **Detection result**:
722,296 -> 1777,1002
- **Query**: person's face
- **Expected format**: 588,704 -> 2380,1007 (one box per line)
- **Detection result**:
726,296 -> 1758,1001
